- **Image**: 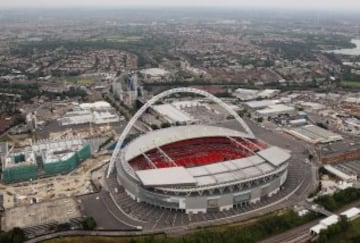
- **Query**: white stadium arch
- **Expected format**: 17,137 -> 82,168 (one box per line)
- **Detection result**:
107,87 -> 255,177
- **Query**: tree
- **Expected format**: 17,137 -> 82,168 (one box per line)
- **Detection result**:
161,122 -> 171,128
10,228 -> 26,243
0,227 -> 26,243
81,217 -> 97,230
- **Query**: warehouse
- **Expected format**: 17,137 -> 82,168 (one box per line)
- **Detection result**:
152,103 -> 194,125
58,101 -> 122,126
245,99 -> 280,110
255,104 -> 295,118
288,125 -> 343,144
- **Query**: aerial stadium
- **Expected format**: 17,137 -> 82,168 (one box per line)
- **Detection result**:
107,88 -> 291,214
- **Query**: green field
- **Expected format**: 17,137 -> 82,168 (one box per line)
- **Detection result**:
54,76 -> 96,85
341,81 -> 360,88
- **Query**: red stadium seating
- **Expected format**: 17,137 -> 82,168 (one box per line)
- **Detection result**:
129,137 -> 267,171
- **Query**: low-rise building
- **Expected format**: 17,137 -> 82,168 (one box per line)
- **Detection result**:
256,104 -> 295,118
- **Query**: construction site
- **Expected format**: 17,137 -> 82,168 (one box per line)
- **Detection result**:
1,137 -> 92,184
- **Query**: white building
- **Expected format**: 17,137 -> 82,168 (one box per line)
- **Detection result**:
288,125 -> 343,144
323,165 -> 357,182
310,208 -> 360,235
58,101 -> 122,126
234,88 -> 258,101
256,104 -> 295,118
340,207 -> 360,220
245,99 -> 280,110
152,104 -> 194,125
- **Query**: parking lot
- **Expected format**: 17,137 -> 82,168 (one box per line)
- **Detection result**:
2,198 -> 81,231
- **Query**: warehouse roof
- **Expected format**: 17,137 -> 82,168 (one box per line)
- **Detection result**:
152,104 -> 193,124
245,99 -> 280,109
289,125 -> 343,144
323,165 -> 356,181
257,104 -> 295,115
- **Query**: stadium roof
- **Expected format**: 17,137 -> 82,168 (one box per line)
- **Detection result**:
124,125 -> 252,161
257,147 -> 291,167
135,154 -> 289,188
136,167 -> 197,187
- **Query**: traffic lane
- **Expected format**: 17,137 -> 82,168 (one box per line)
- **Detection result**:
78,193 -> 130,230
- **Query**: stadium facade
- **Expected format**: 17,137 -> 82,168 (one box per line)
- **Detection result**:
108,88 -> 290,214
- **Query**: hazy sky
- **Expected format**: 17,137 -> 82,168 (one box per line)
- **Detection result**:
1,0 -> 360,10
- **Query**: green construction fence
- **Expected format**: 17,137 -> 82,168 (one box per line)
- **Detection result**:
2,164 -> 38,184
43,144 -> 92,176
1,144 -> 92,183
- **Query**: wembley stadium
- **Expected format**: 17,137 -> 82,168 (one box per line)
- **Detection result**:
107,88 -> 291,214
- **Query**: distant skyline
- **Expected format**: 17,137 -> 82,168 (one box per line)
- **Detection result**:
1,0 -> 360,11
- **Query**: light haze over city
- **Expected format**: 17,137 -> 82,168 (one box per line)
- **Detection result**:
1,0 -> 360,10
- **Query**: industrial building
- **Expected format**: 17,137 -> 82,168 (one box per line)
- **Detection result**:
255,104 -> 296,118
287,125 -> 343,144
234,88 -> 259,101
323,165 -> 357,182
152,104 -> 194,125
1,138 -> 92,183
234,89 -> 280,101
245,99 -> 280,110
58,101 -> 122,126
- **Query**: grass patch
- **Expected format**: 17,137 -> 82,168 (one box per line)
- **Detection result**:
341,81 -> 360,88
53,76 -> 96,85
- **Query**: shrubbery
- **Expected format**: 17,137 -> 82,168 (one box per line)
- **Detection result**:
314,188 -> 360,211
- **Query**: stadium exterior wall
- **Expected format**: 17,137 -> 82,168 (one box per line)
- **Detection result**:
116,162 -> 288,214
